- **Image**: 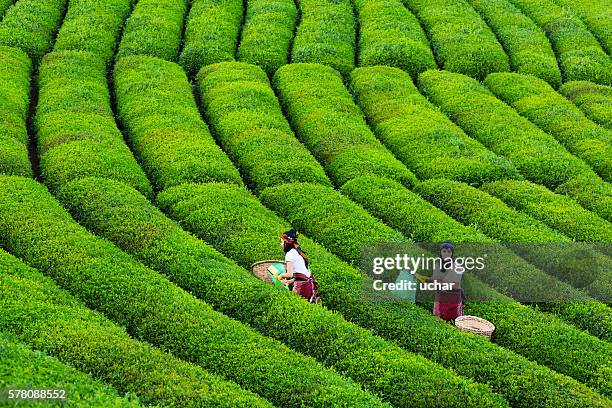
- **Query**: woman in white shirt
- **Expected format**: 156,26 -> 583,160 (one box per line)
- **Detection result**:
278,229 -> 320,304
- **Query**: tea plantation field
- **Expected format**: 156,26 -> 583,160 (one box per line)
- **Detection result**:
0,0 -> 611,406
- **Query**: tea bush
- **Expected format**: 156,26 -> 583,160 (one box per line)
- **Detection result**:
559,81 -> 612,129
0,46 -> 31,177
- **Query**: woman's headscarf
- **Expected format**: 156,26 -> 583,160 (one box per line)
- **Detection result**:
439,241 -> 455,272
281,229 -> 309,268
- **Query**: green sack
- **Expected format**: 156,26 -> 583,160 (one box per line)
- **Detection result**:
267,263 -> 290,290
393,270 -> 417,303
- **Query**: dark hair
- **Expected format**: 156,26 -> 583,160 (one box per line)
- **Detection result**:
280,229 -> 309,268
439,241 -> 455,272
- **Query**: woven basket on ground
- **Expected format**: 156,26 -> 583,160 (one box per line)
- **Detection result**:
251,260 -> 286,284
455,315 -> 495,340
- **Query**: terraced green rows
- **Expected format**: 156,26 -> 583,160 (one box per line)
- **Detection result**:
350,66 -> 520,185
507,0 -> 612,85
112,56 -> 509,408
0,331 -> 140,407
274,63 -> 417,187
0,176 -> 386,408
401,0 -> 510,80
485,72 -> 612,182
560,81 -> 612,129
114,55 -> 243,190
197,62 -> 331,192
0,248 -> 266,407
466,0 -> 561,87
418,69 -> 612,221
36,50 -> 152,197
158,181 -> 612,407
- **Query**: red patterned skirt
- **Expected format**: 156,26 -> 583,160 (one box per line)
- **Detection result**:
433,289 -> 464,321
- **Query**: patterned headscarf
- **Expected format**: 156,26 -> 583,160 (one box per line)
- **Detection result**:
280,229 -> 309,268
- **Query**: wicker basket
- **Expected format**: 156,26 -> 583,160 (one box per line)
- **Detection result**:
251,260 -> 286,284
455,315 -> 495,340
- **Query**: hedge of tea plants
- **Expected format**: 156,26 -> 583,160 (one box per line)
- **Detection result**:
417,69 -> 612,221
552,0 -> 612,55
113,55 -> 243,190
273,63 -> 417,187
0,46 -> 31,177
349,66 -> 520,185
481,179 -> 612,243
401,0 -> 510,80
117,0 -> 188,61
0,0 -> 67,65
52,0 -> 134,66
290,0 -> 355,76
353,0 -> 436,78
196,62 -> 331,193
261,180 -> 612,328
0,332 -> 141,408
0,250 -> 268,407
485,72 -> 612,182
559,81 -> 612,129
179,0 -> 242,77
0,175 -> 387,408
506,0 -> 612,85
466,0 -> 561,87
157,181 -> 612,407
237,0 -> 297,76
35,51 -> 152,197
55,176 -> 509,408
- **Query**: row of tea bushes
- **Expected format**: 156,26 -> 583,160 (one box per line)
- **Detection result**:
552,0 -> 612,55
0,332 -> 141,407
0,46 -> 31,177
349,66 -> 520,185
117,0 -> 188,61
157,181 -> 611,407
481,179 -> 612,243
179,0 -> 242,77
273,63 -> 417,187
0,175 -> 384,408
262,181 -> 612,338
466,0 -> 561,87
0,0 -> 67,65
417,69 -> 612,221
258,181 -> 612,396
290,0 -> 355,76
196,62 -> 331,192
485,72 -> 612,182
237,0 -> 296,75
506,0 -> 612,85
56,176 -> 503,408
0,249 -> 266,407
401,0 -> 509,80
35,51 -> 152,197
354,0 -> 436,78
113,55 -> 243,190
414,178 -> 612,302
560,81 -> 612,129
53,0 -> 134,66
